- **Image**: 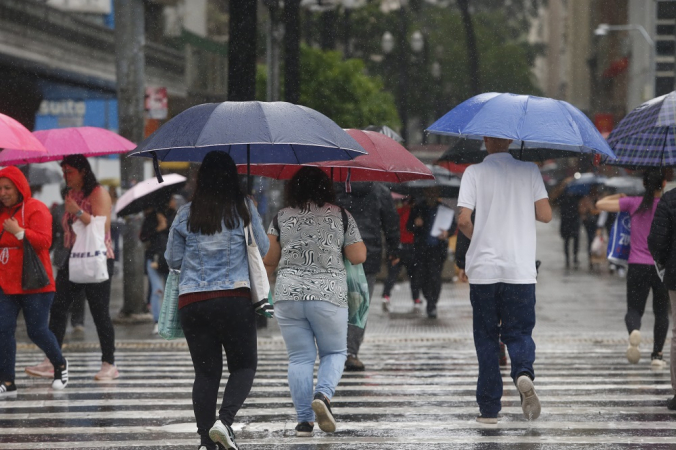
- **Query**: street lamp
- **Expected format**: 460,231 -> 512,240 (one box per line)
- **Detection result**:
381,31 -> 394,55
594,23 -> 655,99
410,30 -> 424,53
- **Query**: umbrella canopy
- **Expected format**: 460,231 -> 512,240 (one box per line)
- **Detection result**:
439,137 -> 579,164
364,125 -> 404,143
606,91 -> 676,168
115,173 -> 187,216
129,101 -> 366,165
603,176 -> 645,196
0,127 -> 136,166
426,92 -> 615,159
565,173 -> 607,196
391,165 -> 461,198
0,113 -> 46,154
235,129 -> 433,183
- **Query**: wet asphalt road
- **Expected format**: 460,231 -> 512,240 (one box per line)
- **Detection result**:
3,218 -> 674,449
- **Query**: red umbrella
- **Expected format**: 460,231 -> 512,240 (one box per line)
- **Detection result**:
237,129 -> 433,182
0,127 -> 135,166
0,113 -> 46,154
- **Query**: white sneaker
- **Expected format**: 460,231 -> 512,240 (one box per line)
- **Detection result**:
152,323 -> 159,334
516,375 -> 541,421
627,330 -> 641,364
476,416 -> 498,424
651,355 -> 666,370
209,420 -> 238,449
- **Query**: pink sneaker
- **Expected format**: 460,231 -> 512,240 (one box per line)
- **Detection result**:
94,362 -> 119,381
25,357 -> 54,378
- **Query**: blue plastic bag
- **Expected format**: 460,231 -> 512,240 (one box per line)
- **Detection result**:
607,212 -> 631,267
158,270 -> 184,340
345,259 -> 370,328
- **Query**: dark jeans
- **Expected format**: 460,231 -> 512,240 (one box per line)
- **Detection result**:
626,264 -> 670,354
563,235 -> 579,266
49,259 -> 116,364
413,244 -> 447,312
179,296 -> 257,444
470,283 -> 536,417
0,291 -> 65,382
382,243 -> 419,300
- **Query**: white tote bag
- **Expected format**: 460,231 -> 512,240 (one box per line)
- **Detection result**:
69,216 -> 110,284
245,221 -> 270,305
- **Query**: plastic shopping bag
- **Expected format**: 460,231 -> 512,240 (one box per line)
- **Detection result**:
590,233 -> 606,258
68,216 -> 109,284
158,269 -> 184,340
345,259 -> 370,328
607,212 -> 631,266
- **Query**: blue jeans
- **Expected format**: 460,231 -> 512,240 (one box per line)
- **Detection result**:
0,290 -> 65,382
469,283 -> 536,417
146,259 -> 167,323
275,300 -> 348,422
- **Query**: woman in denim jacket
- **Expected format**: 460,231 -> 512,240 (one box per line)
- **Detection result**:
165,151 -> 269,450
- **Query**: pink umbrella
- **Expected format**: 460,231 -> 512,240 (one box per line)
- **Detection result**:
0,127 -> 135,166
0,113 -> 46,153
236,129 -> 433,182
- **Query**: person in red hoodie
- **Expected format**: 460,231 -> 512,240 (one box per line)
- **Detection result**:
0,166 -> 68,397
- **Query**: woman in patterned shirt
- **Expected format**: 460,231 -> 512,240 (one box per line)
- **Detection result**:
264,167 -> 366,437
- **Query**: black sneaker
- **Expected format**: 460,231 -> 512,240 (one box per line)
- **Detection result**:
52,359 -> 68,390
311,392 -> 336,433
427,307 -> 437,319
0,381 -> 17,398
667,396 -> 676,411
295,421 -> 314,437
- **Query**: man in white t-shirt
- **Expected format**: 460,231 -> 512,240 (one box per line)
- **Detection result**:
457,136 -> 552,424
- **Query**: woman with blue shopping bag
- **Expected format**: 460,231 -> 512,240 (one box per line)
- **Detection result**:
164,151 -> 269,450
596,169 -> 670,367
264,167 -> 366,437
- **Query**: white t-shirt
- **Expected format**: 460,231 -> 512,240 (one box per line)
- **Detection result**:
457,152 -> 548,284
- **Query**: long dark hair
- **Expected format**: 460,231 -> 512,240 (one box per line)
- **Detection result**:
286,167 -> 335,211
61,155 -> 98,198
638,168 -> 667,213
188,151 -> 250,234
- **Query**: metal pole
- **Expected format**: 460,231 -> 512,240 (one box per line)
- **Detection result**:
114,0 -> 148,318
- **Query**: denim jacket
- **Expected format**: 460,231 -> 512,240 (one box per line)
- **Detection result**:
165,199 -> 270,295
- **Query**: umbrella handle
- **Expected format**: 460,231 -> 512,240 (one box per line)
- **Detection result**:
151,152 -> 164,183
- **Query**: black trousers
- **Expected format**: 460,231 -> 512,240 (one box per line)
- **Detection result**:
49,259 -> 116,364
179,296 -> 257,444
381,243 -> 419,300
626,264 -> 670,354
413,244 -> 448,312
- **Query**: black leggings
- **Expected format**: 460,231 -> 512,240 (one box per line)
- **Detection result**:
179,296 -> 257,444
626,264 -> 670,354
49,259 -> 116,363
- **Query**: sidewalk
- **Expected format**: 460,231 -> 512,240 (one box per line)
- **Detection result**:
15,215 -> 647,350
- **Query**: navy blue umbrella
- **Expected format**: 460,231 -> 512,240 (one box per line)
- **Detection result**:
426,93 -> 616,160
129,101 -> 367,185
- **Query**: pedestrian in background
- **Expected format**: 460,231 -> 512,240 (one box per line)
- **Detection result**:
647,184 -> 676,409
381,196 -> 420,310
550,177 -> 581,269
407,186 -> 456,319
0,166 -> 68,396
140,196 -> 176,334
597,168 -> 670,368
334,181 -> 399,371
264,167 -> 366,437
579,186 -> 601,271
166,151 -> 268,450
26,155 -> 118,381
458,136 -> 551,424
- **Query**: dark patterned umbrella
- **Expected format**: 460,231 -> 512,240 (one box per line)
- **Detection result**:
606,91 -> 676,167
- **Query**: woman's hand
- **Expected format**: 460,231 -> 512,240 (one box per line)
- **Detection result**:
414,217 -> 424,227
64,198 -> 81,215
3,217 -> 22,235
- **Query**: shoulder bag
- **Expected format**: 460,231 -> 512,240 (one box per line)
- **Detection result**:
245,202 -> 273,318
69,216 -> 109,284
339,207 -> 370,328
158,269 -> 184,339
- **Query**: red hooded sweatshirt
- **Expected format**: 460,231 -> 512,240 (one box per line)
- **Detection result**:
0,166 -> 55,294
